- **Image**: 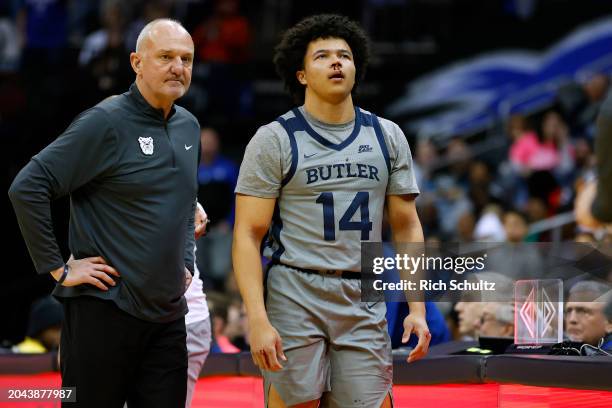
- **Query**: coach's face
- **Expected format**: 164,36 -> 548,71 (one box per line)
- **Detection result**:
297,37 -> 356,103
131,22 -> 194,107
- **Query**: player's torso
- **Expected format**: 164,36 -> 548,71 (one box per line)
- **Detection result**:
265,107 -> 390,272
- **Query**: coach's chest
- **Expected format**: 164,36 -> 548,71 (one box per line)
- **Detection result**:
103,118 -> 198,197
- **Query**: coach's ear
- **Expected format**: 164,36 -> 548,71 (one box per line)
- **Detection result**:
130,52 -> 142,76
296,70 -> 307,86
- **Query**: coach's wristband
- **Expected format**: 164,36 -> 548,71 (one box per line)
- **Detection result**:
57,264 -> 70,285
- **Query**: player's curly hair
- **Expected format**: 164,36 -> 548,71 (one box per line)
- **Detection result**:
273,14 -> 371,104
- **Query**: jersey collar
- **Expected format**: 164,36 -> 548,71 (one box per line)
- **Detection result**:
292,106 -> 361,151
127,82 -> 177,121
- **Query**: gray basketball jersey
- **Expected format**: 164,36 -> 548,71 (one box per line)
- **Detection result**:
264,107 -> 391,272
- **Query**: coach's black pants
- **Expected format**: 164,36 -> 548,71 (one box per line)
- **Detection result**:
59,296 -> 187,407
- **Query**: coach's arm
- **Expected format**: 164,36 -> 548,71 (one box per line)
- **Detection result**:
232,194 -> 287,371
8,107 -> 120,290
386,194 -> 431,362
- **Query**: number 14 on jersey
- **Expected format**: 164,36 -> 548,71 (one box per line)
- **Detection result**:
315,192 -> 372,241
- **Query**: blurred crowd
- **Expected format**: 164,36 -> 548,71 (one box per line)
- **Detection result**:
1,0 -> 254,127
413,73 -> 610,245
2,0 -> 611,354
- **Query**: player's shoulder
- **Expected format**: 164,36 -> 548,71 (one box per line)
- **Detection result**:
254,109 -> 300,140
357,107 -> 404,139
277,108 -> 299,121
245,122 -> 284,155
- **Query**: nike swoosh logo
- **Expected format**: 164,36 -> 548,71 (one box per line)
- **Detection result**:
185,145 -> 193,150
303,152 -> 317,159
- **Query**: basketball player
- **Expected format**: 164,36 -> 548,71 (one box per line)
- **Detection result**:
232,14 -> 430,407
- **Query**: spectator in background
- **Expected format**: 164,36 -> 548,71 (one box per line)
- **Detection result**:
557,72 -> 610,137
124,0 -> 172,51
475,302 -> 514,338
526,170 -> 561,217
499,114 -> 534,208
0,4 -> 19,72
445,137 -> 471,189
503,209 -> 529,243
602,299 -> 612,350
225,300 -> 249,351
208,297 -> 240,353
540,111 -> 575,186
13,296 -> 63,353
79,0 -> 132,104
431,137 -> 474,243
475,273 -> 515,339
509,111 -> 568,174
574,137 -> 594,171
16,0 -> 69,70
78,0 -> 127,67
65,0 -> 101,47
192,0 -> 250,65
416,197 -> 440,238
486,210 -> 544,279
468,161 -> 495,216
565,281 -> 610,346
515,109 -> 570,221
507,114 -> 535,153
455,210 -> 476,242
413,138 -> 438,193
473,204 -> 505,242
197,127 -> 239,226
196,127 -> 239,291
433,175 -> 473,240
455,272 -> 514,340
525,196 -> 549,222
192,0 -> 252,117
16,0 -> 71,127
454,299 -> 485,341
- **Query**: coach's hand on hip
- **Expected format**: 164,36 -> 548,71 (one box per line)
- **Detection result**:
402,313 -> 431,363
249,317 -> 287,371
50,257 -> 120,291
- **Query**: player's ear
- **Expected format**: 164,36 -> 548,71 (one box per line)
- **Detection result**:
296,70 -> 307,86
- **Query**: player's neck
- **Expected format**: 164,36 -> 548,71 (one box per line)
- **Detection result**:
303,94 -> 355,124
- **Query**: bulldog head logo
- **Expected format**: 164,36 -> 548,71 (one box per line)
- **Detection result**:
138,137 -> 154,155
